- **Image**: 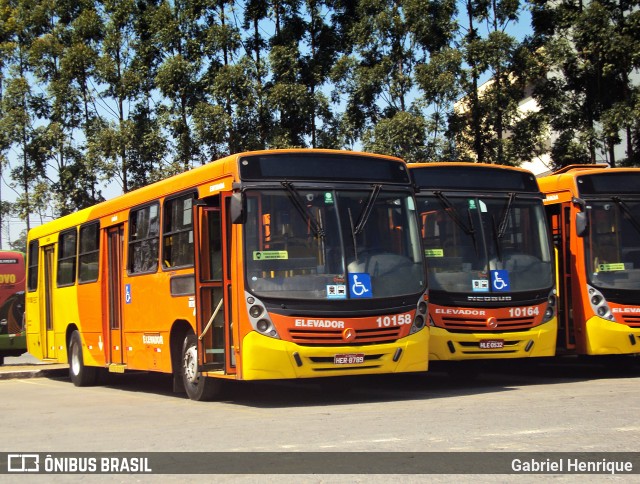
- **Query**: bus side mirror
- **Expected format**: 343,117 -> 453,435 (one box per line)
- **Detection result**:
573,197 -> 589,237
230,192 -> 244,224
576,212 -> 588,237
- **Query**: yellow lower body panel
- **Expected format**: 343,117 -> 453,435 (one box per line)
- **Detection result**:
429,319 -> 557,361
240,329 -> 429,380
585,317 -> 640,355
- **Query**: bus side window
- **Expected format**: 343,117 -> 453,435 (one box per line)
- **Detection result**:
163,194 -> 195,269
78,222 -> 100,283
57,229 -> 78,287
129,203 -> 160,274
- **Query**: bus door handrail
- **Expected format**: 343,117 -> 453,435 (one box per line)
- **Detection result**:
199,298 -> 224,341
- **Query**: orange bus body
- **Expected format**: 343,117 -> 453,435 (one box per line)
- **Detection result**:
410,163 -> 557,363
0,250 -> 26,362
538,165 -> 640,356
26,149 -> 429,399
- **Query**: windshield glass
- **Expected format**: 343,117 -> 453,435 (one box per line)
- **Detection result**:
245,188 -> 425,299
417,194 -> 553,294
585,198 -> 640,290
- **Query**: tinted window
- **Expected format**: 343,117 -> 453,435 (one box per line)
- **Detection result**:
163,195 -> 194,269
79,223 -> 100,283
57,229 -> 77,287
129,204 -> 159,274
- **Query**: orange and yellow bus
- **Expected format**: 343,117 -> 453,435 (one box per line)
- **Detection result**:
538,165 -> 640,356
26,149 -> 429,399
409,163 -> 557,366
0,250 -> 26,364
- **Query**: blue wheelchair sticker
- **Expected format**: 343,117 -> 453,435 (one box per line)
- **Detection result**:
125,284 -> 132,304
490,270 -> 510,292
348,273 -> 372,299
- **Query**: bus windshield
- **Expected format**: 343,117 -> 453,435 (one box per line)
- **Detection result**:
585,197 -> 640,290
418,194 -> 553,293
245,187 -> 425,299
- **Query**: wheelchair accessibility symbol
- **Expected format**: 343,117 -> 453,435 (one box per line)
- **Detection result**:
490,270 -> 510,292
348,273 -> 372,299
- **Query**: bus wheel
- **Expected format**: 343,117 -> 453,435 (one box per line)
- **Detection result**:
68,330 -> 97,386
181,333 -> 223,401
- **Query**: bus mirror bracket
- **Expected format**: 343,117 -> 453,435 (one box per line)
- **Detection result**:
230,192 -> 245,224
572,197 -> 589,237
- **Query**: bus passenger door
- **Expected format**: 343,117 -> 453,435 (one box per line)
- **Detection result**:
106,226 -> 125,365
42,245 -> 56,359
194,197 -> 234,374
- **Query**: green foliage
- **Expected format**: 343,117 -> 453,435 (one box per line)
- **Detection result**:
0,0 -> 637,245
531,0 -> 640,168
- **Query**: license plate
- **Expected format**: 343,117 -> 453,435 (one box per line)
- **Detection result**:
479,339 -> 504,349
334,353 -> 365,365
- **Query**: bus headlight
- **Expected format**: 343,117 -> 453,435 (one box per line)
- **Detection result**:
249,305 -> 263,318
244,291 -> 280,339
542,290 -> 557,323
411,291 -> 429,334
587,285 -> 616,322
256,319 -> 270,332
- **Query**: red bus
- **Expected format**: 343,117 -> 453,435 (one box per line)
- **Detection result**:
0,250 -> 26,364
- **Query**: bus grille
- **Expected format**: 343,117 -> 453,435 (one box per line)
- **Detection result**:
440,316 -> 537,332
620,315 -> 640,327
288,326 -> 401,345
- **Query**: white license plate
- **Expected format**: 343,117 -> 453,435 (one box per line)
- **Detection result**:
479,339 -> 504,349
334,354 -> 365,365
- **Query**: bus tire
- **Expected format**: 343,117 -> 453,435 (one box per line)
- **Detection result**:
181,333 -> 223,401
68,330 -> 97,386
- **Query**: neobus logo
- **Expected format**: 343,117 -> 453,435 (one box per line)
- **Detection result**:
0,273 -> 17,284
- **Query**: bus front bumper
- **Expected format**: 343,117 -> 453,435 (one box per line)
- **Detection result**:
428,320 -> 557,361
239,329 -> 429,380
585,317 -> 640,355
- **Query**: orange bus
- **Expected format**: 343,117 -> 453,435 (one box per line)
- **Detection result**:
409,163 -> 557,367
0,250 -> 26,364
26,149 -> 429,399
538,165 -> 640,356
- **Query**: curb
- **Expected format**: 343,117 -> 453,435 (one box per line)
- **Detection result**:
0,366 -> 68,380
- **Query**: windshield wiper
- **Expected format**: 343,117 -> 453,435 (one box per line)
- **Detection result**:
433,191 -> 478,255
612,196 -> 640,237
491,215 -> 504,262
497,192 -> 516,239
353,184 -> 382,236
281,181 -> 325,239
348,184 -> 382,263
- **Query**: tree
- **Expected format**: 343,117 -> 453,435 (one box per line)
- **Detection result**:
0,0 -> 48,231
530,0 -> 640,168
451,0 -> 535,165
93,0 -> 142,192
